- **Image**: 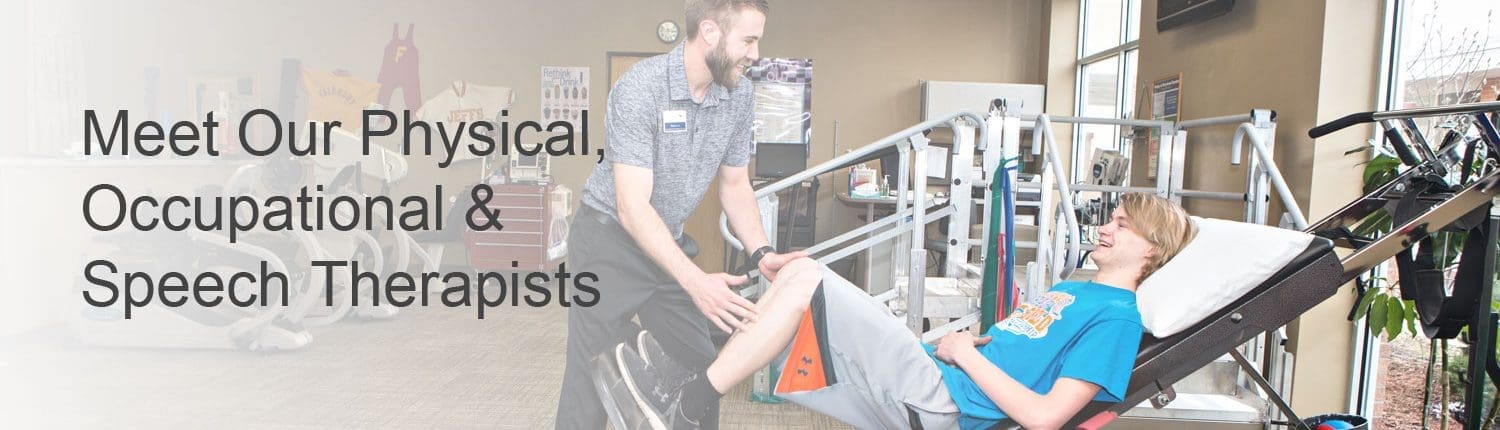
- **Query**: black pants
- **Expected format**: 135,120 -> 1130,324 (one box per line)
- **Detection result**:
554,206 -> 720,429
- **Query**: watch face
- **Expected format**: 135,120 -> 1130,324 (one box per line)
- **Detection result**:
658,20 -> 679,43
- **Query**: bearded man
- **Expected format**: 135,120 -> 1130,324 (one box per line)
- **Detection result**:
554,1 -> 805,429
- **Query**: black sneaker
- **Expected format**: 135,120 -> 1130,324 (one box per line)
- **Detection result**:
591,352 -> 652,430
637,331 -> 693,383
616,343 -> 697,430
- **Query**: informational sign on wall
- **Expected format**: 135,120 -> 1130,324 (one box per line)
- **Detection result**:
1149,74 -> 1182,179
541,66 -> 590,132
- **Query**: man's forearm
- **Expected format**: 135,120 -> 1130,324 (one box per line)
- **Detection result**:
720,178 -> 770,254
616,200 -> 702,283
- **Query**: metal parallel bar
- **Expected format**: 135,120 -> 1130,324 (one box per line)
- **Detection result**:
909,133 -> 931,333
1171,109 -> 1278,220
814,206 -> 956,274
946,123 -> 978,277
1236,123 -> 1309,230
1230,349 -> 1309,430
720,111 -> 987,251
1033,118 -> 1055,294
961,264 -> 982,277
894,143 -> 912,290
1072,184 -> 1162,194
922,312 -> 983,343
1163,128 -> 1183,199
1178,113 -> 1255,130
1244,132 -> 1261,224
1051,210 -> 1071,279
1017,114 -> 1174,129
1034,115 -> 1083,283
1258,122 -> 1279,225
1175,189 -> 1246,201
1249,123 -> 1277,225
801,204 -> 919,257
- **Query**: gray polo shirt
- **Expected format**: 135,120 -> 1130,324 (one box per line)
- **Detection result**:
581,43 -> 755,239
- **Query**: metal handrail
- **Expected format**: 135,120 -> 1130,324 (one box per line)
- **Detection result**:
718,110 -> 988,251
1232,123 -> 1308,229
1028,114 -> 1086,283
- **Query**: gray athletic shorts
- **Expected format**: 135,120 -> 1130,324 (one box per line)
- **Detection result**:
771,267 -> 960,429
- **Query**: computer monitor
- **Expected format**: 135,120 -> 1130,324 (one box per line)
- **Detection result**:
754,143 -> 807,179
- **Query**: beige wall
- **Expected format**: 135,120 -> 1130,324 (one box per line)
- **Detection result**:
1134,0 -> 1326,220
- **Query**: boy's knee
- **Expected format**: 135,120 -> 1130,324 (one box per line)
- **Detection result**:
780,258 -> 821,285
775,258 -> 822,303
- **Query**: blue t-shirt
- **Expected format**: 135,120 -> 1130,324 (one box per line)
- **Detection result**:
923,280 -> 1142,430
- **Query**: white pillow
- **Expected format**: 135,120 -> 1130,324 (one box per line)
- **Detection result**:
1137,216 -> 1316,337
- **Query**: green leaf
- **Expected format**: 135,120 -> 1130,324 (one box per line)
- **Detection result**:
1404,299 -> 1419,337
1369,294 -> 1389,338
1354,288 -> 1380,321
1437,232 -> 1465,268
1385,295 -> 1405,340
1352,209 -> 1393,237
1362,155 -> 1402,193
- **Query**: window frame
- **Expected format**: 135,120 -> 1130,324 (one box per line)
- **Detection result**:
1072,0 -> 1141,182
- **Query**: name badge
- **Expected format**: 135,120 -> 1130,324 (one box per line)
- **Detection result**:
662,110 -> 687,133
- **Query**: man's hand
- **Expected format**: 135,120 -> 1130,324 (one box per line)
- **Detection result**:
681,271 -> 758,333
757,250 -> 810,282
935,330 -> 991,365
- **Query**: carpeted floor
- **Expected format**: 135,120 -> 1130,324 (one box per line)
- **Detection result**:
0,304 -> 851,429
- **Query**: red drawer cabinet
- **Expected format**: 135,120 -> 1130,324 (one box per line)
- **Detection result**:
464,183 -> 568,271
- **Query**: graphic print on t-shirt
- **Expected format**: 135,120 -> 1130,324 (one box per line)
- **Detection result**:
996,291 -> 1075,339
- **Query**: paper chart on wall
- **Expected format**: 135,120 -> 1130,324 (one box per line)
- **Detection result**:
1149,74 -> 1182,180
746,58 -> 813,145
541,66 -> 590,132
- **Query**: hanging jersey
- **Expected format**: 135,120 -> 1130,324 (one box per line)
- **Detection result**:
415,81 -> 514,162
377,23 -> 422,110
301,68 -> 380,132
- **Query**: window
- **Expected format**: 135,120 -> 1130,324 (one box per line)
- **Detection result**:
1354,0 -> 1500,425
1072,0 -> 1141,182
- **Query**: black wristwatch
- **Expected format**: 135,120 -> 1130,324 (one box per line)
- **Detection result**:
746,245 -> 776,270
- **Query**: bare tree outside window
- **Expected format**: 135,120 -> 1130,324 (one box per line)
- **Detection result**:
1372,2 -> 1500,429
1396,1 -> 1499,134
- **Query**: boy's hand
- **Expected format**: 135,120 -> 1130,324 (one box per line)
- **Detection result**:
935,331 -> 991,365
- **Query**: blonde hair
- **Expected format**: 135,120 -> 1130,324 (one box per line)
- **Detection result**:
1118,193 -> 1197,280
685,0 -> 770,40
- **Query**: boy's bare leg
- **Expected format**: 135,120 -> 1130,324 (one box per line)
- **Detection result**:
704,257 -> 823,393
